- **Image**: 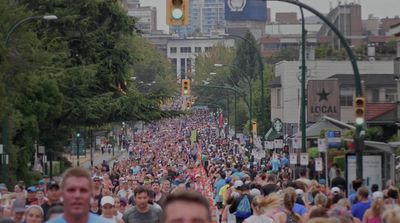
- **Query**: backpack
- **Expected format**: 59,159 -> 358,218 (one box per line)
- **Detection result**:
234,195 -> 252,219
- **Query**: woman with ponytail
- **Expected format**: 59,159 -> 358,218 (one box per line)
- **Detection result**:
274,187 -> 303,223
243,194 -> 281,223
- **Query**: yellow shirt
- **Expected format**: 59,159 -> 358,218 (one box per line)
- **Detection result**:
219,184 -> 230,205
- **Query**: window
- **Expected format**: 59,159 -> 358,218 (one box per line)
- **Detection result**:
170,47 -> 177,54
180,47 -> 191,53
171,59 -> 177,73
195,47 -> 202,53
371,89 -> 379,102
340,88 -> 353,106
187,59 -> 192,73
385,89 -> 397,102
205,47 -> 212,52
180,58 -> 186,74
277,88 -> 281,107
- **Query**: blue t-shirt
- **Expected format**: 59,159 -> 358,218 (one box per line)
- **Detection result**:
351,201 -> 371,221
281,157 -> 289,167
293,203 -> 308,216
46,213 -> 111,223
271,159 -> 280,172
214,179 -> 226,202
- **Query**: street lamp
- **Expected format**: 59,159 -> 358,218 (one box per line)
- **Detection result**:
213,63 -> 253,131
219,34 -> 267,144
1,14 -> 58,183
5,15 -> 58,46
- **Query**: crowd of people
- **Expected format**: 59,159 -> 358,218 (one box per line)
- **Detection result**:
0,108 -> 400,223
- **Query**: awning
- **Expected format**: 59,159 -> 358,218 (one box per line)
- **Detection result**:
265,128 -> 283,141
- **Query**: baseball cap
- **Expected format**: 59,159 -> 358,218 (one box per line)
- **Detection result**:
295,189 -> 304,197
195,174 -> 201,178
331,187 -> 341,194
0,183 -> 7,191
233,180 -> 244,189
47,180 -> 60,189
101,196 -> 115,206
27,186 -> 37,193
372,191 -> 384,200
12,199 -> 26,213
225,177 -> 232,184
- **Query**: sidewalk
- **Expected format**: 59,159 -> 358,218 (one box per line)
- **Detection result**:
63,149 -> 121,168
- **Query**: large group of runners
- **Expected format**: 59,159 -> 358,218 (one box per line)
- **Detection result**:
0,108 -> 400,223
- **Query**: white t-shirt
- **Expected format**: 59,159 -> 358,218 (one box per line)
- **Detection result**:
244,215 -> 274,223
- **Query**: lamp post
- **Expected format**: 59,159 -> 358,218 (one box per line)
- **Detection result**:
214,63 -> 253,128
76,133 -> 80,167
220,33 -> 266,143
2,14 -> 57,183
0,145 -> 8,183
299,4 -> 308,154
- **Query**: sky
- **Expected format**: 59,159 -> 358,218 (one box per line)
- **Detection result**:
140,0 -> 400,33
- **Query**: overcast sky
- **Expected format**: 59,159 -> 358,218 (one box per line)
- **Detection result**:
141,0 -> 400,33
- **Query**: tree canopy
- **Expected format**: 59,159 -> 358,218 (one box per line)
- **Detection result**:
0,0 -> 178,185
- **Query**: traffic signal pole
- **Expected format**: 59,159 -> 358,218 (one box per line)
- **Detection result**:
264,0 -> 364,181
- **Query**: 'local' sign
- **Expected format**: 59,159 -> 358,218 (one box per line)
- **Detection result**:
307,79 -> 340,123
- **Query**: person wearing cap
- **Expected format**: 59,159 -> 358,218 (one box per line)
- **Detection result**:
41,180 -> 62,221
229,184 -> 253,223
11,198 -> 26,223
193,174 -> 204,193
26,186 -> 39,206
331,169 -> 346,191
362,191 -> 384,223
100,196 -> 124,223
117,179 -> 132,201
214,172 -> 227,210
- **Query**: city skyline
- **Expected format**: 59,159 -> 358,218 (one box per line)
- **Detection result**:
141,0 -> 400,33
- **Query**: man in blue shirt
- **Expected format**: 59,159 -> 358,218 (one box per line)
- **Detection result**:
214,172 -> 227,209
351,187 -> 371,221
47,167 -> 110,223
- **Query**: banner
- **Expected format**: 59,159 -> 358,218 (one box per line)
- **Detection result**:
292,138 -> 301,149
274,139 -> 283,149
317,138 -> 327,152
289,153 -> 297,165
315,157 -> 323,171
307,79 -> 340,122
300,153 -> 309,166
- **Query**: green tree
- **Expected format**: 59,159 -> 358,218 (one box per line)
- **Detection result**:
0,0 -> 179,185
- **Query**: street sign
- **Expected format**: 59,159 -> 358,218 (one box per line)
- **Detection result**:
274,139 -> 283,149
38,146 -> 45,154
292,138 -> 301,149
289,153 -> 297,165
265,141 -> 274,150
300,153 -> 309,166
317,138 -> 327,152
315,157 -> 323,171
326,130 -> 341,148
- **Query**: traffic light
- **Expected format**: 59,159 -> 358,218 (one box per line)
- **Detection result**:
166,0 -> 189,26
251,121 -> 257,134
354,97 -> 366,125
181,79 -> 190,96
186,101 -> 191,109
